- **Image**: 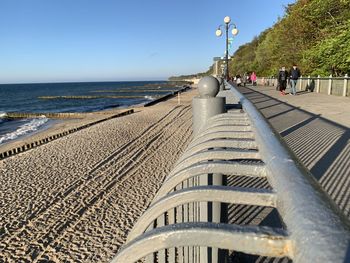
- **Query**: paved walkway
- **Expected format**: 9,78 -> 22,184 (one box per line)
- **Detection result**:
236,85 -> 350,218
248,85 -> 350,128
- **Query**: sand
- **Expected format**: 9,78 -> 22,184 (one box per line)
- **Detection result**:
0,89 -> 195,262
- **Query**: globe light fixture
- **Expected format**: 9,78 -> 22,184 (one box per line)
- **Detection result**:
232,27 -> 239,36
224,16 -> 231,24
215,29 -> 222,37
215,17 -> 239,80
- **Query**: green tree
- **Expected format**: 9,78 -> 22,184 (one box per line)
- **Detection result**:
229,0 -> 350,77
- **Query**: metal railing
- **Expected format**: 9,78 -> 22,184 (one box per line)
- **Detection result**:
111,77 -> 350,263
257,75 -> 349,97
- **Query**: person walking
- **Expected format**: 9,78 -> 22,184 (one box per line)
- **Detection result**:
251,72 -> 257,86
278,67 -> 288,95
236,74 -> 242,86
243,72 -> 247,87
289,64 -> 301,95
276,68 -> 282,91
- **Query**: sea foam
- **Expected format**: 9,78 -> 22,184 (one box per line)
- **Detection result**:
144,95 -> 155,100
0,112 -> 7,124
0,116 -> 49,144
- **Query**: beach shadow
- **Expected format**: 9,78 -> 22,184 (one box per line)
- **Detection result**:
237,86 -> 350,218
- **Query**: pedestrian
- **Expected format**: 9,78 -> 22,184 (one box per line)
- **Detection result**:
243,72 -> 247,87
278,67 -> 288,95
276,68 -> 282,91
236,74 -> 242,86
289,64 -> 301,95
251,72 -> 257,86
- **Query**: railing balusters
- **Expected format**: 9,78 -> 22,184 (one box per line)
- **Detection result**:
257,75 -> 349,97
111,77 -> 350,263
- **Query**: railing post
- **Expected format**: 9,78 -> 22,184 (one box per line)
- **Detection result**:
343,74 -> 348,97
192,76 -> 226,263
192,76 -> 226,136
328,74 -> 332,95
307,75 -> 310,90
316,75 -> 320,93
298,75 -> 302,91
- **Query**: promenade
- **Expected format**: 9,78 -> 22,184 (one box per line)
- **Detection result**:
1,83 -> 349,262
236,84 -> 350,218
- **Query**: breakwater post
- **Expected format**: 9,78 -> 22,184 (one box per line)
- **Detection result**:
0,109 -> 134,160
192,76 -> 226,263
6,112 -> 87,119
144,85 -> 191,107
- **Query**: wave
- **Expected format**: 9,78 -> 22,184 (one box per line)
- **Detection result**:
144,95 -> 155,101
0,116 -> 49,144
0,112 -> 7,124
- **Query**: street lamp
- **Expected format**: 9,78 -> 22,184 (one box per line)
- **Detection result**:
216,16 -> 238,81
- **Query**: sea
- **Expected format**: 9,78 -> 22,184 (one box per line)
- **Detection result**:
0,81 -> 179,145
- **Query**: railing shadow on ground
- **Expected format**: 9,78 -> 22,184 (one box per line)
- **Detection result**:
236,86 -> 350,219
212,85 -> 348,262
226,175 -> 290,263
225,84 -> 349,262
111,80 -> 350,263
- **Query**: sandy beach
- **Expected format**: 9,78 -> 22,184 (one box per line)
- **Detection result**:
0,89 -> 195,262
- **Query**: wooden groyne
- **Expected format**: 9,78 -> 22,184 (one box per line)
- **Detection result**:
38,95 -> 150,100
91,89 -> 177,93
144,85 -> 191,107
7,112 -> 87,119
0,109 -> 134,160
6,111 -> 133,119
5,86 -> 190,119
0,85 -> 191,160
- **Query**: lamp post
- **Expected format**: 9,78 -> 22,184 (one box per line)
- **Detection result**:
216,16 -> 238,81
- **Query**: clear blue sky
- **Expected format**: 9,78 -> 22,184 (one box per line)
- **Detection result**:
0,0 -> 295,83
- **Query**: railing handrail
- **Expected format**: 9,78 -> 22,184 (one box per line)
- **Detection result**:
256,75 -> 349,96
111,79 -> 350,263
229,82 -> 350,262
257,76 -> 350,79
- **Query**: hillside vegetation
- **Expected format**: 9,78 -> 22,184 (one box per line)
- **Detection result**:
169,0 -> 350,80
230,0 -> 350,77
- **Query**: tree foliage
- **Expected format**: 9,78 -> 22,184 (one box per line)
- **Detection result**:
229,0 -> 350,77
170,0 -> 350,80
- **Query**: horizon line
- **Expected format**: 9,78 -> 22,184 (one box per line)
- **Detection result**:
0,79 -> 172,85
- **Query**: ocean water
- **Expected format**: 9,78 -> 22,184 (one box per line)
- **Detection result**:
0,81 -> 177,145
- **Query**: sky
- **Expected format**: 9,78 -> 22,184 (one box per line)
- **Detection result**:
0,0 -> 296,83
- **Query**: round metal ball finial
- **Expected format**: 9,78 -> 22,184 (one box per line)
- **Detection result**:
198,76 -> 220,98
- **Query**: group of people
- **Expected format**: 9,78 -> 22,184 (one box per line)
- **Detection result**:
277,64 -> 301,95
234,72 -> 257,87
230,66 -> 301,95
